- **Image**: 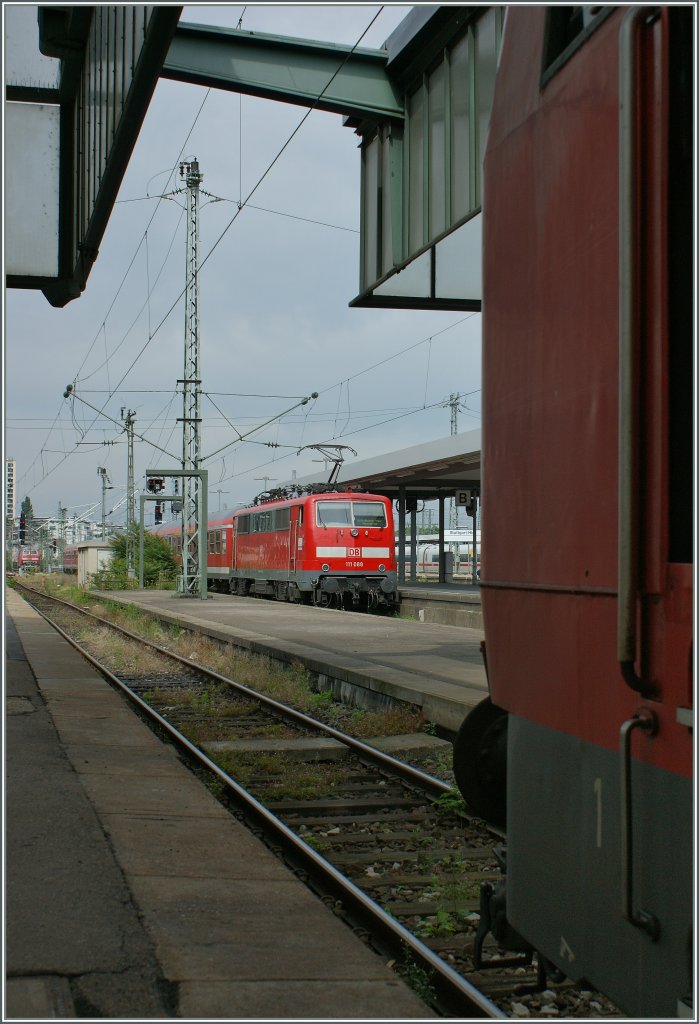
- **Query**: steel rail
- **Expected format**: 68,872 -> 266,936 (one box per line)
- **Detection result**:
15,583 -> 453,799
17,585 -> 501,1018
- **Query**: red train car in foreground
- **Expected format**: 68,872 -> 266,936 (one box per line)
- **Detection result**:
155,488 -> 397,610
452,7 -> 693,1018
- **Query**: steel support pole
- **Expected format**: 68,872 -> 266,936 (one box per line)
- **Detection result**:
198,470 -> 208,600
100,469 -> 107,539
139,496 -> 146,589
145,469 -> 208,598
438,495 -> 446,583
398,487 -> 406,585
472,498 -> 478,586
124,410 -> 136,578
410,506 -> 417,582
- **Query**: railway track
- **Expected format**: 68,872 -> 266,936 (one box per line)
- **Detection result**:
12,581 -> 621,1019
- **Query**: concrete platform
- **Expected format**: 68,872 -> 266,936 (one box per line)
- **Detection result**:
5,587 -> 435,1019
101,588 -> 488,732
398,582 -> 483,629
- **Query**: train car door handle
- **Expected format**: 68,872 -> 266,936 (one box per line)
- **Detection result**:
619,708 -> 660,940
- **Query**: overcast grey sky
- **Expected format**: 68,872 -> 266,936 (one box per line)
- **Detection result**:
5,4 -> 482,525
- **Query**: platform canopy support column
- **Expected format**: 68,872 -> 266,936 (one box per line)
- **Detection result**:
438,495 -> 446,584
397,486 -> 406,585
410,504 -> 418,582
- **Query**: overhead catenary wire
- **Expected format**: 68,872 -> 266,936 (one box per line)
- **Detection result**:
115,195 -> 359,235
16,90 -> 215,494
7,403 -> 438,424
31,7 -> 387,500
17,314 -> 479,493
117,5 -> 388,370
16,6 -> 481,506
77,205 -> 185,384
202,391 -> 480,490
75,88 -> 213,383
19,7 -> 389,499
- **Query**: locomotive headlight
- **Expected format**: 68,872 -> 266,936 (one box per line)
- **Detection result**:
379,564 -> 386,572
322,563 -> 330,571
351,528 -> 359,537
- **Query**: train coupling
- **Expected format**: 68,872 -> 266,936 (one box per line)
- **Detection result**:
473,880 -> 533,969
472,847 -> 566,993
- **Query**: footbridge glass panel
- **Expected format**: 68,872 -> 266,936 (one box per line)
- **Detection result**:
353,6 -> 504,311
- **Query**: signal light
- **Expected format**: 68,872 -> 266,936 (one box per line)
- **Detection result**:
146,477 -> 164,493
154,502 -> 163,525
19,514 -> 26,544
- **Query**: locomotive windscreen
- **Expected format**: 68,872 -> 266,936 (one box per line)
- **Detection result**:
315,501 -> 387,528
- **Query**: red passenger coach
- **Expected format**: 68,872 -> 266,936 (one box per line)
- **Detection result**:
62,545 -> 78,573
452,7 -> 693,1019
155,489 -> 397,610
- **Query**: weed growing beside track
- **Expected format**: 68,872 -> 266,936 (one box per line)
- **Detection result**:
15,576 -> 440,748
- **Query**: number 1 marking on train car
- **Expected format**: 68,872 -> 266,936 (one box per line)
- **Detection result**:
559,936 -> 576,963
593,777 -> 603,848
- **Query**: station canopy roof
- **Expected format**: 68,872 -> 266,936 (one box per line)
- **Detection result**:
289,429 -> 481,501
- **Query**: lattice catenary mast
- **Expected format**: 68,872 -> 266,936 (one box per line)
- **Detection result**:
179,159 -> 203,595
448,392 -> 460,531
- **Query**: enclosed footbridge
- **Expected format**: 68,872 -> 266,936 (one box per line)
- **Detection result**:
8,6 -> 494,313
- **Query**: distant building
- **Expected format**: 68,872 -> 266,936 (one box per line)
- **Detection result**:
76,541 -> 114,586
33,515 -> 100,547
5,457 -> 16,521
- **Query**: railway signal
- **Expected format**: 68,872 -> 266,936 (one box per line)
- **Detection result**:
146,477 -> 164,494
456,488 -> 477,518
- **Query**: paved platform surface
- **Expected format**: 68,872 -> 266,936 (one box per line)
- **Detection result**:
102,588 -> 488,732
5,587 -> 435,1019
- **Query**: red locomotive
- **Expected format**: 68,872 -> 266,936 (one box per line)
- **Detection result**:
154,488 -> 397,610
452,7 -> 693,1018
17,547 -> 40,571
